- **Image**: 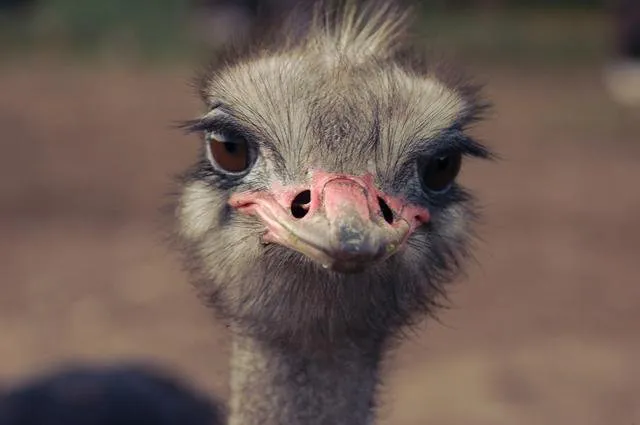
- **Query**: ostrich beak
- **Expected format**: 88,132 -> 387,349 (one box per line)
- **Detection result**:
229,172 -> 430,273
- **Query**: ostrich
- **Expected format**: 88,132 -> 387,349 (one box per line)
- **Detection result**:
175,2 -> 491,425
0,364 -> 224,425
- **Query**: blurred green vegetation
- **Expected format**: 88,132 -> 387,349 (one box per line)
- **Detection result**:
0,0 -> 612,65
0,0 -> 197,62
416,8 -> 610,65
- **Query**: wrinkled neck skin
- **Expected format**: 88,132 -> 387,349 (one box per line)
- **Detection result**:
228,329 -> 383,425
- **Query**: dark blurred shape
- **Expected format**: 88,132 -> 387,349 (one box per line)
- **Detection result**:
0,0 -> 36,22
615,0 -> 640,58
0,364 -> 224,425
605,0 -> 640,106
0,0 -> 35,12
191,0 -> 314,49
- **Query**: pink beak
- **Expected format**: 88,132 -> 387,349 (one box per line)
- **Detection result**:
229,171 -> 430,273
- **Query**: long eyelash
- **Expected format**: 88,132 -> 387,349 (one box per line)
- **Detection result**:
177,119 -> 207,134
178,116 -> 251,139
413,128 -> 495,161
447,121 -> 496,160
453,135 -> 494,160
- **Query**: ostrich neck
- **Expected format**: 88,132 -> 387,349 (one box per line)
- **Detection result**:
228,332 -> 382,425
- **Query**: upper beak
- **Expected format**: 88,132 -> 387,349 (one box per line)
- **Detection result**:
229,172 -> 430,273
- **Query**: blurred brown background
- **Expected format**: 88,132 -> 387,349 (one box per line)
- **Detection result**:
1,1 -> 639,424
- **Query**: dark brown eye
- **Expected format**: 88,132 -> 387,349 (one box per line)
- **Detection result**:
418,152 -> 462,193
206,131 -> 250,173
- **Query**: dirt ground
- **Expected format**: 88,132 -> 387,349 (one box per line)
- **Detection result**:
0,59 -> 638,425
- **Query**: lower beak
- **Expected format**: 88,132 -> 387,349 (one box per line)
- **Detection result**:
229,172 -> 429,273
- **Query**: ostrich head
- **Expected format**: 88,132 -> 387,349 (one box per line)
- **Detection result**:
176,2 -> 490,348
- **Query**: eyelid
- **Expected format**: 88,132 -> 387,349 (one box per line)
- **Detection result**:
205,130 -> 230,143
184,108 -> 245,134
194,114 -> 285,162
414,134 -> 488,160
198,114 -> 256,145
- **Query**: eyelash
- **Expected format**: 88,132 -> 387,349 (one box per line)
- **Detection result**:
413,132 -> 489,159
182,114 -> 251,138
181,118 -> 491,180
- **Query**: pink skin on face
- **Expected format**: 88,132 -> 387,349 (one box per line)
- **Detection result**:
229,171 -> 430,272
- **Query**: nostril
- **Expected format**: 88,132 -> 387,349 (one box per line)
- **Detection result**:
291,190 -> 312,219
378,197 -> 394,224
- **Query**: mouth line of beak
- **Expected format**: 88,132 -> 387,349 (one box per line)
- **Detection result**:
235,199 -> 409,271
261,207 -> 397,269
266,227 -> 343,270
265,223 -> 404,272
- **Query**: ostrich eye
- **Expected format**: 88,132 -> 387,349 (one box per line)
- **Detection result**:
206,131 -> 250,173
418,152 -> 462,193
